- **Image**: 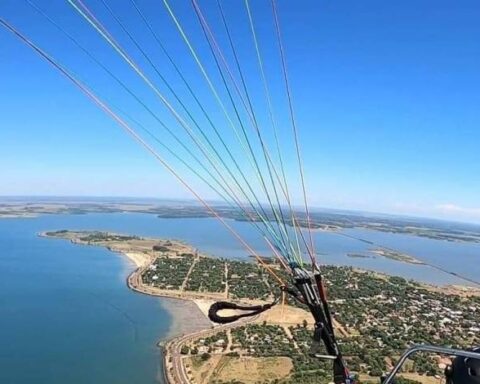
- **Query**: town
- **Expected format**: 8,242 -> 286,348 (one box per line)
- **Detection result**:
45,230 -> 480,384
145,257 -> 479,383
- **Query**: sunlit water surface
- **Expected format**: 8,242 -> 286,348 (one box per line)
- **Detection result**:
1,213 -> 478,384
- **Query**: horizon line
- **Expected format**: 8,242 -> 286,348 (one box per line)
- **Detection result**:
1,194 -> 479,227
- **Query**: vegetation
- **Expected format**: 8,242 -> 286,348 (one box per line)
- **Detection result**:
142,254 -> 195,290
11,203 -> 480,244
185,257 -> 226,292
170,259 -> 479,383
77,231 -> 140,242
228,260 -> 272,300
152,244 -> 170,252
43,229 -> 480,383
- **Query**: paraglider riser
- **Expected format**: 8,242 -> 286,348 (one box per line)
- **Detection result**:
291,267 -> 351,384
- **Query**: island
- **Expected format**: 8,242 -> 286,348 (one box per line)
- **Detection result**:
3,197 -> 480,245
347,253 -> 375,259
369,248 -> 425,265
41,229 -> 480,384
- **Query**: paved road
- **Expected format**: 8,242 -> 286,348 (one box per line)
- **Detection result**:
166,316 -> 259,384
126,265 -> 258,384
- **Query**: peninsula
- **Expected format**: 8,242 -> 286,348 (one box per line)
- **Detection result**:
41,230 -> 480,384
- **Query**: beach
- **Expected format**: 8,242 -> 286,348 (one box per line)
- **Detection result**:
46,230 -> 215,340
120,250 -> 213,339
0,203 -> 476,384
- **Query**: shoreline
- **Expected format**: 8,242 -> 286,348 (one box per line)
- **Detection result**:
0,213 -> 38,219
39,230 -> 314,383
39,230 -> 480,384
39,230 -> 214,335
115,248 -> 213,340
40,229 -> 480,298
4,202 -> 479,245
123,256 -> 213,335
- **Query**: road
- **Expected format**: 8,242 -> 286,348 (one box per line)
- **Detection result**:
165,316 -> 259,384
126,264 -> 264,384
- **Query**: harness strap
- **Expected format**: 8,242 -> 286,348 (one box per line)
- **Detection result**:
208,298 -> 278,324
290,268 -> 352,384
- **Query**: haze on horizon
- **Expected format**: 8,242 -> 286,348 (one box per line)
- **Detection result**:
1,0 -> 479,224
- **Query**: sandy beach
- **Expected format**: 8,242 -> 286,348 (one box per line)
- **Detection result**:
123,251 -> 152,268
41,230 -> 214,346
111,240 -> 215,340
160,298 -> 212,340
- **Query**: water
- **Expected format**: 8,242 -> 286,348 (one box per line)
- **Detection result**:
1,213 -> 479,384
343,228 -> 480,284
0,215 -> 170,384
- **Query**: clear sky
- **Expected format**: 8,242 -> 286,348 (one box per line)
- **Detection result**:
1,0 -> 479,223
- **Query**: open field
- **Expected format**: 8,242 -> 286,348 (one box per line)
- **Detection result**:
212,356 -> 293,384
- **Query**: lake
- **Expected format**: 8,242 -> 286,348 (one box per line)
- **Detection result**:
0,215 -> 169,384
0,212 -> 478,383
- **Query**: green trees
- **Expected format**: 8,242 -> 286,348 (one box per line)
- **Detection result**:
186,257 -> 225,292
143,254 -> 477,383
200,352 -> 211,361
152,244 -> 169,252
142,254 -> 194,289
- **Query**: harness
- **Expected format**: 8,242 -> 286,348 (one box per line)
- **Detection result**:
208,265 -> 353,384
290,267 -> 352,384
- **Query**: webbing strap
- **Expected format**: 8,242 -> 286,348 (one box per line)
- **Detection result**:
208,299 -> 277,324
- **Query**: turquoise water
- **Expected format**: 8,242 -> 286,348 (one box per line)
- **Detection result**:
1,213 -> 479,384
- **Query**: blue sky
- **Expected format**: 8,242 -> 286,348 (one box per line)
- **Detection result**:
1,0 -> 479,223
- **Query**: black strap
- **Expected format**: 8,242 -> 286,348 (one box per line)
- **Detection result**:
314,273 -> 335,336
288,269 -> 351,384
208,299 -> 277,324
281,285 -> 306,304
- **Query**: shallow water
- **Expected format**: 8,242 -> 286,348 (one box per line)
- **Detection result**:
1,212 -> 478,383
